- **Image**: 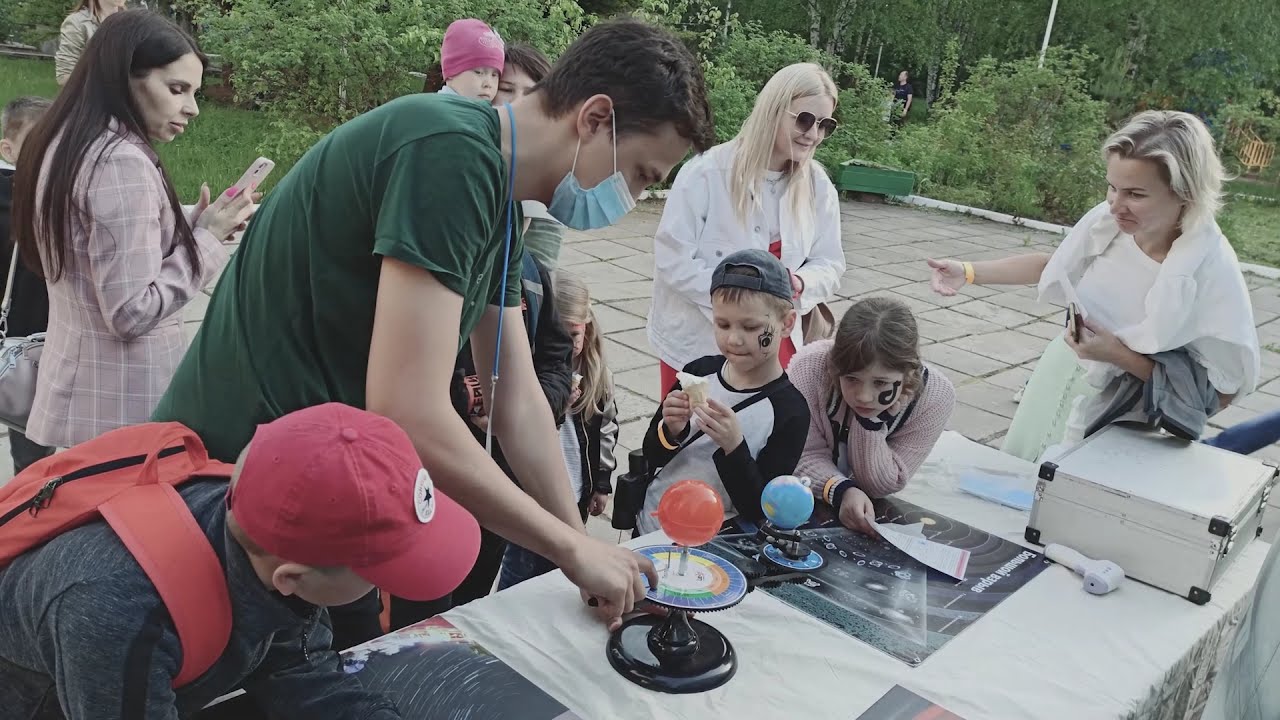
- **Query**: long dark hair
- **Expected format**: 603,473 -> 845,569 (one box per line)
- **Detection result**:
12,9 -> 207,282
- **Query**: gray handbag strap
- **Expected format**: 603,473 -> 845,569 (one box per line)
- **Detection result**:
0,244 -> 17,340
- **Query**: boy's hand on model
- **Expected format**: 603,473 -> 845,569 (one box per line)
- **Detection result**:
694,397 -> 744,453
661,390 -> 692,436
563,538 -> 657,631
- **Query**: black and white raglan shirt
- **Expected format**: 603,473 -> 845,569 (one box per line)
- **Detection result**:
638,355 -> 811,535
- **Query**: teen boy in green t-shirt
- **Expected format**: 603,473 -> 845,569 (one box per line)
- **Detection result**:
152,18 -> 714,643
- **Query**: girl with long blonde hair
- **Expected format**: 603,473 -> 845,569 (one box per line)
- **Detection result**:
497,272 -> 620,589
648,62 -> 847,396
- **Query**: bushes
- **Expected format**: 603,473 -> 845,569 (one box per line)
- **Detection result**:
192,0 -> 584,123
4,0 -> 67,45
167,1 -> 1109,226
185,0 -> 588,167
885,51 -> 1110,224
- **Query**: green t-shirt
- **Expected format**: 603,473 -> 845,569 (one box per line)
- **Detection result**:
152,94 -> 522,461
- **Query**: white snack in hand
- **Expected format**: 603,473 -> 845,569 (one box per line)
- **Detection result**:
676,372 -> 710,407
571,373 -> 582,390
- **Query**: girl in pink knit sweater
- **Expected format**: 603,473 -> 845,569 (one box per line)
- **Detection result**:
790,297 -> 956,534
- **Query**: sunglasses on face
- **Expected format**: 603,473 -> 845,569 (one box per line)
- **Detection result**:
790,111 -> 838,139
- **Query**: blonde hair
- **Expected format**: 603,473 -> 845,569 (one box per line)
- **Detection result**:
729,63 -> 838,241
555,272 -> 612,422
1103,110 -> 1224,231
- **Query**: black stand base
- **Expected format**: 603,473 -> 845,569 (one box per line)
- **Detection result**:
606,611 -> 737,694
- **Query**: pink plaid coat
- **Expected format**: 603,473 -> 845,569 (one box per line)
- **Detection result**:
26,127 -> 229,447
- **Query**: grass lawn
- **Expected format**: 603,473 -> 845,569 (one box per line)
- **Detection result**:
1222,198 -> 1280,268
0,56 -> 287,199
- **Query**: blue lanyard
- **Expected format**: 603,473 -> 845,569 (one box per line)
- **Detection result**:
485,104 -> 518,454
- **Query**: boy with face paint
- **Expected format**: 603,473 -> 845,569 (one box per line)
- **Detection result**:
636,249 -> 811,535
151,18 -> 715,646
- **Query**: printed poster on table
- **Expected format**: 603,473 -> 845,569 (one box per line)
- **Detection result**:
340,617 -> 581,720
711,496 -> 1049,666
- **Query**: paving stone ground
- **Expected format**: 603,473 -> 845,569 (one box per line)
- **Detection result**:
560,198 -> 1280,474
8,198 -> 1279,542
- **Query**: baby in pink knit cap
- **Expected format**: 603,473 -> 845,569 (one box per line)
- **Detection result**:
437,18 -> 505,102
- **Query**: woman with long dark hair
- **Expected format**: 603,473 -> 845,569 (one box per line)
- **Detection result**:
12,9 -> 254,448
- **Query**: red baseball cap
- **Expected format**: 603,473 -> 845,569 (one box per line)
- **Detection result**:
228,403 -> 480,601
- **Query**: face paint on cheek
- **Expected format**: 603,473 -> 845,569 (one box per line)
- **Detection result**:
878,381 -> 902,407
758,327 -> 774,349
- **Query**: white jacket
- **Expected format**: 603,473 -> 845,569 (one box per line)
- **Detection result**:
1038,201 -> 1260,395
647,142 -> 845,369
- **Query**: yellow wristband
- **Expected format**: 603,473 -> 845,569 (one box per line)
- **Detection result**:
657,421 -> 680,451
962,261 -> 975,285
822,477 -> 839,506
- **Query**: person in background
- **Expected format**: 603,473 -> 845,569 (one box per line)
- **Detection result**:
892,70 -> 913,123
422,18 -> 504,103
789,297 -> 955,534
55,0 -> 127,85
495,42 -> 565,268
649,63 -> 845,395
637,250 -> 810,536
0,97 -> 55,477
928,110 -> 1259,462
150,17 -> 714,644
12,10 -> 254,451
498,272 -> 618,589
0,403 -> 479,719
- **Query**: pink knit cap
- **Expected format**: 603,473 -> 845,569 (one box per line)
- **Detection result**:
441,19 -> 505,79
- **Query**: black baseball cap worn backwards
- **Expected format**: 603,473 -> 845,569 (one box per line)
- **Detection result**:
711,248 -> 793,302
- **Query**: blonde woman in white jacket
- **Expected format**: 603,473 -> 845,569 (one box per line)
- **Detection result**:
647,63 -> 846,394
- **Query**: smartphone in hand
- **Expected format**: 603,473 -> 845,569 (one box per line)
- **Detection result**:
1066,302 -> 1082,342
227,157 -> 274,197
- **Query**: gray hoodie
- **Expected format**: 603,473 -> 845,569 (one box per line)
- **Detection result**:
0,479 -> 399,719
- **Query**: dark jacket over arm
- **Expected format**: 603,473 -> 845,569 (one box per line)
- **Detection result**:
529,256 -> 573,422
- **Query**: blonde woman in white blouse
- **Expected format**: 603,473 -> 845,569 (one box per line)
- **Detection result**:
928,110 -> 1260,461
648,62 -> 846,395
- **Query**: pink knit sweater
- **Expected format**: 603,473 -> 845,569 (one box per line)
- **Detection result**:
789,340 -> 956,498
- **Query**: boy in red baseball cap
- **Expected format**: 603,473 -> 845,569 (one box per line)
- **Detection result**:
0,403 -> 478,719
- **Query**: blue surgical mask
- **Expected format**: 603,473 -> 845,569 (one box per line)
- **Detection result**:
547,112 -> 636,230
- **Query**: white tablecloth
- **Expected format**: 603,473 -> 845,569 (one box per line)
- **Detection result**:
447,432 -> 1266,720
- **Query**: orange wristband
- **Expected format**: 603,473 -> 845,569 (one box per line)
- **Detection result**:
962,261 -> 975,285
657,421 -> 680,451
822,477 -> 840,506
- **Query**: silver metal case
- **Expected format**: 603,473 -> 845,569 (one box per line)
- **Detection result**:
1026,425 -> 1276,604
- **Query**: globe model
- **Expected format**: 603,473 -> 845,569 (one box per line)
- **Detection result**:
760,476 -> 814,530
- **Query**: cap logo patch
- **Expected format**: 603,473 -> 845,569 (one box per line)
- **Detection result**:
414,468 -> 436,524
479,30 -> 503,49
